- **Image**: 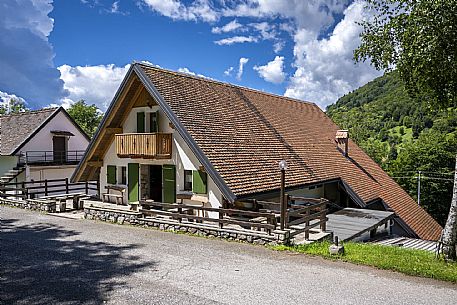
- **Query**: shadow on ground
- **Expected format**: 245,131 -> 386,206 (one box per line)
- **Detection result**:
0,217 -> 153,305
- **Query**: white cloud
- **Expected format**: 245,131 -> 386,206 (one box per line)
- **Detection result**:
211,19 -> 244,34
237,57 -> 249,80
0,91 -> 27,107
284,1 -> 382,108
224,66 -> 234,76
142,0 -> 218,22
58,64 -> 131,111
273,41 -> 285,53
215,35 -> 258,45
254,56 -> 286,84
0,0 -> 66,107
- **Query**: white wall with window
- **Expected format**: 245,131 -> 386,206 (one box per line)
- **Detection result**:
100,105 -> 224,214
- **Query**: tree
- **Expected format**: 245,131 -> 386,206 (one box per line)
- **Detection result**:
391,131 -> 457,226
67,100 -> 103,138
354,0 -> 457,259
0,98 -> 28,114
354,0 -> 457,109
442,156 -> 457,260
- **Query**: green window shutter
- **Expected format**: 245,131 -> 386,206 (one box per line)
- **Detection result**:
163,164 -> 176,203
107,165 -> 117,185
128,163 -> 139,202
192,170 -> 207,194
137,112 -> 145,133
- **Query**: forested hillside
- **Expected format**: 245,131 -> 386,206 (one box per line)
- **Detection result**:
327,71 -> 457,225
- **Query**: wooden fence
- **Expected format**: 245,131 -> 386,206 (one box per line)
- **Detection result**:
0,178 -> 98,200
140,201 -> 277,233
140,195 -> 328,238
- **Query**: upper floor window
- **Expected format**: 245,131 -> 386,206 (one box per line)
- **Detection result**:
184,170 -> 192,191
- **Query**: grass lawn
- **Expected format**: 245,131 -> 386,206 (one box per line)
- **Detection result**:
272,241 -> 457,283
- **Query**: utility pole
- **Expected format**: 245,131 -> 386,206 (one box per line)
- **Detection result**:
417,170 -> 421,206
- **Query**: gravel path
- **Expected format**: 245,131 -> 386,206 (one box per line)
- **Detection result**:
1,206 -> 456,305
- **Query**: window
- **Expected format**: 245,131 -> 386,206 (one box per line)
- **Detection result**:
184,170 -> 192,191
150,111 -> 159,132
137,112 -> 145,133
192,170 -> 207,194
107,165 -> 117,185
120,166 -> 127,185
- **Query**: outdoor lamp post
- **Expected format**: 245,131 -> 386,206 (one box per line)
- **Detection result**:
279,160 -> 288,230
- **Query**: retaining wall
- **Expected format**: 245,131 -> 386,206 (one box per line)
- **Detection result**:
83,204 -> 290,246
0,197 -> 56,212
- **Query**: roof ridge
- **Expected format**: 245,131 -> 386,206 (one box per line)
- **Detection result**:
135,62 -> 316,106
0,107 -> 58,118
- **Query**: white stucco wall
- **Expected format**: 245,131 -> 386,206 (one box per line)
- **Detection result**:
19,110 -> 89,154
100,106 -> 224,213
28,165 -> 78,182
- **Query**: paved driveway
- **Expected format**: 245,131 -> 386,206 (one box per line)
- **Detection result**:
1,206 -> 456,305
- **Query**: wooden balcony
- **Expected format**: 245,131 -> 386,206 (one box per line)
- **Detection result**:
115,133 -> 172,159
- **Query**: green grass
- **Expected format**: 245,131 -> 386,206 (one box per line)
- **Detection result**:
271,241 -> 457,283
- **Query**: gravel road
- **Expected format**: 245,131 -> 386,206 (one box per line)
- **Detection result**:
1,206 -> 456,305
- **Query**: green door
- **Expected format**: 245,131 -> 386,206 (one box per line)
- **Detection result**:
128,163 -> 139,202
162,164 -> 176,203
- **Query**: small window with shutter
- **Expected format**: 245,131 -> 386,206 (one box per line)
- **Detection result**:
192,170 -> 207,194
107,165 -> 117,185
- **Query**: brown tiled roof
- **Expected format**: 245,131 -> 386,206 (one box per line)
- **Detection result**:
0,108 -> 57,155
138,64 -> 442,240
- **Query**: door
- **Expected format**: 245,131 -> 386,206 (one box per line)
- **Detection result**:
162,164 -> 176,203
52,136 -> 66,163
149,165 -> 162,202
128,163 -> 139,202
137,112 -> 145,133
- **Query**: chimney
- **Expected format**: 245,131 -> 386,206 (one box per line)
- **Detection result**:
335,130 -> 349,157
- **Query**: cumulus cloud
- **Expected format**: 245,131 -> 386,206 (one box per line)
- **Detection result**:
215,35 -> 258,45
0,0 -> 67,107
237,57 -> 249,80
254,56 -> 286,84
0,91 -> 27,108
58,64 -> 131,111
284,1 -> 382,108
142,0 -> 218,22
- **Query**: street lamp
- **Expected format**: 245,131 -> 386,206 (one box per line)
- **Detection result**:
279,160 -> 288,230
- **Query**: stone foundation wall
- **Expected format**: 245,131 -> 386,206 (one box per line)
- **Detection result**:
84,206 -> 290,246
0,198 -> 56,212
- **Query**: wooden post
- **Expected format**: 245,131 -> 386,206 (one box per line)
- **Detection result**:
97,179 -> 100,198
65,178 -> 69,194
305,207 -> 310,240
320,200 -> 327,232
219,209 -> 223,229
280,168 -> 286,230
85,181 -> 89,194
21,182 -> 26,200
44,179 -> 48,196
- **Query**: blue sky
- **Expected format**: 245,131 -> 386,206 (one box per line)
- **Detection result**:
0,0 -> 382,111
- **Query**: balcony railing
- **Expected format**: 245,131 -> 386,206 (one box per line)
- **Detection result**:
115,133 -> 172,159
19,150 -> 86,165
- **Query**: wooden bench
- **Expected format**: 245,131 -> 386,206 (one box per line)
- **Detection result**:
249,216 -> 268,231
103,185 -> 126,205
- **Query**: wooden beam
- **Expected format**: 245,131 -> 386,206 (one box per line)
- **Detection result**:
88,160 -> 103,167
105,127 -> 123,134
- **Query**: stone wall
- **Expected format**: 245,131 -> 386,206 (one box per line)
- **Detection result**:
83,205 -> 290,246
0,197 -> 56,213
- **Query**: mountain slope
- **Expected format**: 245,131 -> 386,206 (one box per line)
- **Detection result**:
326,71 -> 457,225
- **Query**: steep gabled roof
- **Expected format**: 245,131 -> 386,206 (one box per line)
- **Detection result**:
0,108 -> 57,155
0,107 -> 90,155
73,62 -> 442,240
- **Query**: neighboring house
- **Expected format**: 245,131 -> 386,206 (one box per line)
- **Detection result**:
0,107 -> 90,184
72,62 -> 442,241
